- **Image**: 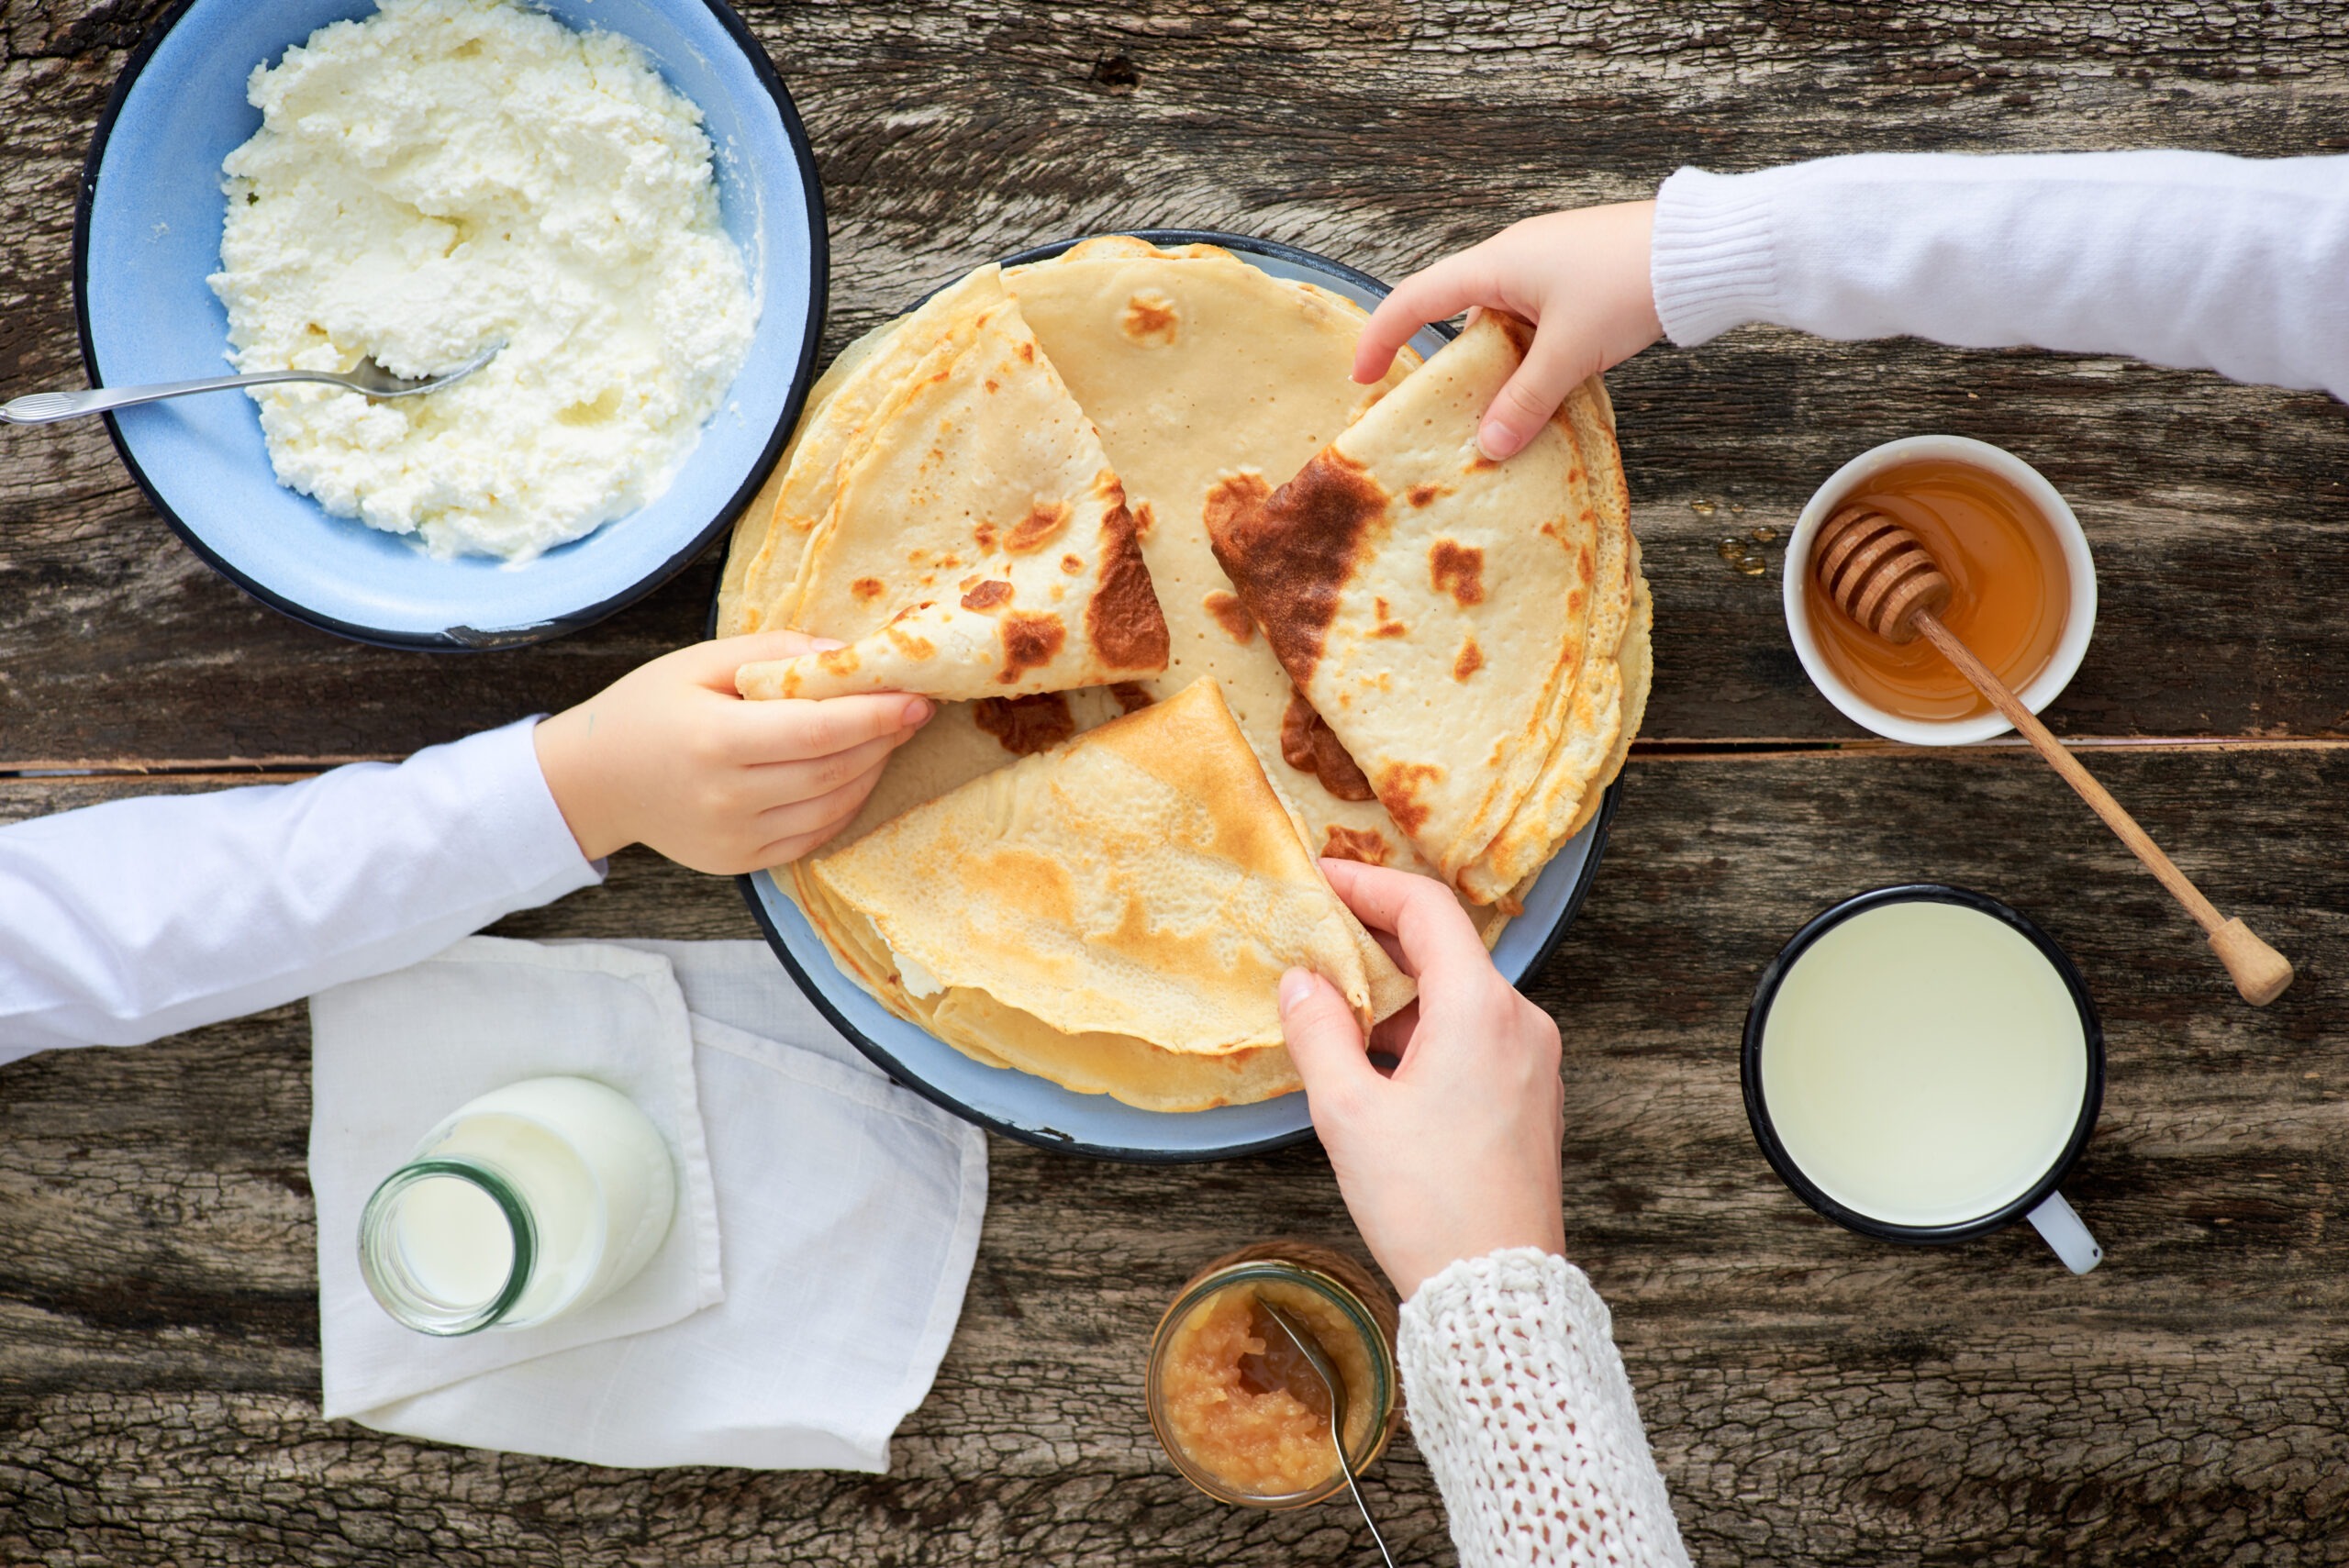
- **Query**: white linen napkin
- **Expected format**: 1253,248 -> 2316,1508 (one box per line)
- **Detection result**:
309,937 -> 988,1471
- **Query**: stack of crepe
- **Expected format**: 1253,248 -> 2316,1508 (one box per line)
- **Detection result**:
1207,310 -> 1651,907
797,680 -> 1414,1111
716,238 -> 1651,1110
728,267 -> 1170,703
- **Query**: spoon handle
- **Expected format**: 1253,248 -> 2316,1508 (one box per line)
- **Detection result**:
1912,608 -> 2293,1005
0,368 -> 343,424
1335,1458 -> 1400,1568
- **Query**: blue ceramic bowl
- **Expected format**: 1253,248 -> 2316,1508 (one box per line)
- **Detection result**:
735,231 -> 1624,1161
73,0 -> 826,650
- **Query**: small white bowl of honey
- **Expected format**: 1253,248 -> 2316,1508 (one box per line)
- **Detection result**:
1786,435 -> 2099,746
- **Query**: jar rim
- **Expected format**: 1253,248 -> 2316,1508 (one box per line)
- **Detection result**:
357,1156 -> 537,1337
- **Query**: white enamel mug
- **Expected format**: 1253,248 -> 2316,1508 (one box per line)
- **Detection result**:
1742,885 -> 2106,1274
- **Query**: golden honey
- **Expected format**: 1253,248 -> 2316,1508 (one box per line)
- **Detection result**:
1803,458 -> 2071,724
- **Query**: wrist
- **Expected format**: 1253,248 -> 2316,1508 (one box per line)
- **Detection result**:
532,707 -> 633,862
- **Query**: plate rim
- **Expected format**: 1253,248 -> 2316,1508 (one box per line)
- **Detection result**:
724,227 -> 1624,1161
738,782 -> 1617,1165
71,0 -> 830,653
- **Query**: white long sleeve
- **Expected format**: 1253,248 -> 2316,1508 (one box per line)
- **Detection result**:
0,718 -> 601,1062
1651,150 -> 2349,400
1398,1248 -> 1690,1568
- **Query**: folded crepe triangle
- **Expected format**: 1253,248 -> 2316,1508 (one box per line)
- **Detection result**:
738,271 -> 1171,703
1205,309 -> 1633,902
796,679 -> 1415,1112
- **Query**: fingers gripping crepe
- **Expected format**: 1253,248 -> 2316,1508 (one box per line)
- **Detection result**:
1204,310 -> 1612,896
800,680 -> 1413,1110
736,275 -> 1171,702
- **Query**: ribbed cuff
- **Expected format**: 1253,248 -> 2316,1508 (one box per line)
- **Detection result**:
1400,1245 -> 1601,1342
1650,165 -> 1783,347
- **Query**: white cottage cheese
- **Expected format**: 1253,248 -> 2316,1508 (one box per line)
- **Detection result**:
208,0 -> 757,561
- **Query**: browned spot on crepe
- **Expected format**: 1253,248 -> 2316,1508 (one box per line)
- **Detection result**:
1133,501 -> 1156,539
961,579 -> 1014,612
1109,681 -> 1156,714
1085,492 -> 1171,672
1203,455 -> 1389,689
1453,636 -> 1485,681
1377,761 -> 1443,835
1015,340 -> 1035,363
1279,689 -> 1376,803
997,612 -> 1067,681
1407,482 -> 1451,508
973,692 -> 1077,756
1203,589 -> 1255,644
1430,539 -> 1486,606
1061,553 -> 1085,575
1321,825 -> 1391,866
1371,595 -> 1408,639
852,576 -> 885,603
1466,454 -> 1500,474
1488,308 -> 1537,358
1121,290 -> 1179,344
1006,499 -> 1072,554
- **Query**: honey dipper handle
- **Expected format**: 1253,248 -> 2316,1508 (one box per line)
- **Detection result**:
1909,611 -> 2295,1006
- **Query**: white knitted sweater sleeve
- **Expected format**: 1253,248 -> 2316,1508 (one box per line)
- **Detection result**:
1397,1248 -> 1691,1568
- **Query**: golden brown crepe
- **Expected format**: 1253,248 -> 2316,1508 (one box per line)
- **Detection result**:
717,267 -> 1006,639
797,679 -> 1413,1110
1001,239 -> 1444,882
1205,310 -> 1645,903
702,240 -> 1653,1115
735,272 -> 1170,702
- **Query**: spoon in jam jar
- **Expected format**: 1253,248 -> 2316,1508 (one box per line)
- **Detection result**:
1258,1297 -> 1398,1568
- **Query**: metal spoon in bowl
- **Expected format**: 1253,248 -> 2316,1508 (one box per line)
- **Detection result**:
0,343 -> 503,425
1259,1297 -> 1398,1568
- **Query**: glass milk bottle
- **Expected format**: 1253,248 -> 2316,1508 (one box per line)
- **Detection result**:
358,1076 -> 676,1336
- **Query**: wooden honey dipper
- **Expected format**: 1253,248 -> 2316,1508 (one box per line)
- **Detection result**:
1815,503 -> 2295,1006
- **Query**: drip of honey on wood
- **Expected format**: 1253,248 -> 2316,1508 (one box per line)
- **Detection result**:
1803,458 -> 2071,723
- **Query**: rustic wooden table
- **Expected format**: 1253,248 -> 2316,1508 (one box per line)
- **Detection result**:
5,3 -> 2346,1563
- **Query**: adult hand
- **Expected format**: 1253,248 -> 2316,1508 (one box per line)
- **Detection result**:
1354,201 -> 1663,462
533,631 -> 931,873
1278,858 -> 1567,1300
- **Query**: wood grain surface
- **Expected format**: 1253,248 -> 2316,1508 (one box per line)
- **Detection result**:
3,2 -> 2346,1564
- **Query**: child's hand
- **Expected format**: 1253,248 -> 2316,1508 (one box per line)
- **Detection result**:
1354,200 -> 1663,463
1278,858 -> 1567,1301
533,632 -> 932,874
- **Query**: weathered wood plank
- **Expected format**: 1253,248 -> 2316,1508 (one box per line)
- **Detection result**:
6,3 -> 2349,762
3,745 -> 2343,1565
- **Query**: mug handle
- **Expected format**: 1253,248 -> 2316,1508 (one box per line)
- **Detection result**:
2026,1191 -> 2103,1273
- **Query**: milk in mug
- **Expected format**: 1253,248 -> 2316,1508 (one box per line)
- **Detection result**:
1758,899 -> 2090,1229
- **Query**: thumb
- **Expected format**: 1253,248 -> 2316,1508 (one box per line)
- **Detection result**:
1278,967 -> 1381,1102
680,628 -> 846,691
1476,319 -> 1598,462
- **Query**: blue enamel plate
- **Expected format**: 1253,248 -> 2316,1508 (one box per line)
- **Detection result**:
74,0 -> 825,650
736,231 -> 1621,1162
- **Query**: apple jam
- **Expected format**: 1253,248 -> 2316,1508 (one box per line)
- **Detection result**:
1145,1241 -> 1399,1507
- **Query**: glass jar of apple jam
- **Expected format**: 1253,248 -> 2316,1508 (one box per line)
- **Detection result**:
1145,1240 -> 1401,1508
